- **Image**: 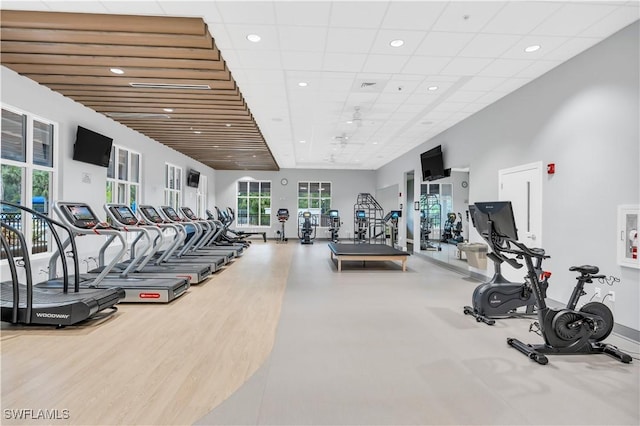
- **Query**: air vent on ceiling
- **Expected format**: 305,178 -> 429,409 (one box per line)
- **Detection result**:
361,82 -> 376,88
128,82 -> 211,90
106,112 -> 171,119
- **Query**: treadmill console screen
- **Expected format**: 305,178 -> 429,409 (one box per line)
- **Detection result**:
110,206 -> 137,225
163,207 -> 181,221
141,207 -> 163,223
181,207 -> 197,220
66,205 -> 98,228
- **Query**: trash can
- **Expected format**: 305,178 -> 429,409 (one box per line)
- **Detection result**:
458,242 -> 488,269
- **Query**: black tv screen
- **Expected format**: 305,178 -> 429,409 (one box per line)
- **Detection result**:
186,169 -> 200,187
72,126 -> 113,167
420,145 -> 445,181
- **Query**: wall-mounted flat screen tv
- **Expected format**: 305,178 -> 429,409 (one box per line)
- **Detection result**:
72,126 -> 113,167
420,145 -> 446,181
186,169 -> 201,188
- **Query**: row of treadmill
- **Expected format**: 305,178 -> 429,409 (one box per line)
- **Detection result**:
0,200 -> 250,327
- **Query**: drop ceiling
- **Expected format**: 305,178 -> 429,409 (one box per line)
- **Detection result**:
1,1 -> 638,171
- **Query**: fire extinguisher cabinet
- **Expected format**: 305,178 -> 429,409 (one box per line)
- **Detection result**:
617,205 -> 639,269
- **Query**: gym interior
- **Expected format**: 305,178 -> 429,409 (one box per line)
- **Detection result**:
1,2 -> 639,425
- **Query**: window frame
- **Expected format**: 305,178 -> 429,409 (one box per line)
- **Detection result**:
106,144 -> 141,210
164,163 -> 182,210
236,180 -> 271,228
1,104 -> 58,259
297,181 -> 332,227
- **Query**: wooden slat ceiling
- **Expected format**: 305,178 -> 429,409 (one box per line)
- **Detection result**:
0,10 -> 279,171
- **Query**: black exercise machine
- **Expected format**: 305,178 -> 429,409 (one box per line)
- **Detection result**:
471,201 -> 631,365
298,211 -> 316,245
354,210 -> 367,243
328,210 -> 340,243
463,204 -> 546,325
276,208 -> 289,243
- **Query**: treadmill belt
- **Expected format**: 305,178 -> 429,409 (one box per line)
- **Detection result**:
1,282 -> 114,307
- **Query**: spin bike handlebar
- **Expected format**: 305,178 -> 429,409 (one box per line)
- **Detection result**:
492,239 -> 550,270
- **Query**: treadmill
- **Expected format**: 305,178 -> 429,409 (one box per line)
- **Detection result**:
137,205 -> 229,268
46,202 -> 193,301
177,206 -> 240,259
1,201 -> 124,326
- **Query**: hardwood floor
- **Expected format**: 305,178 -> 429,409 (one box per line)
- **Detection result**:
1,243 -> 292,425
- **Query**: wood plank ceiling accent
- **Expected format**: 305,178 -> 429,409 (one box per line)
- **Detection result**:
0,10 -> 279,171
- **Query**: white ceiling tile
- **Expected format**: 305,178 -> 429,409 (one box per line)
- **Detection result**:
459,34 -> 522,58
500,35 -> 569,60
579,5 -> 640,37
35,0 -> 108,13
414,32 -> 476,56
477,59 -> 533,78
369,29 -> 428,56
493,78 -> 531,93
432,1 -> 507,33
322,53 -> 367,72
445,91 -> 486,103
531,3 -> 618,36
278,26 -> 327,52
223,24 -> 280,50
381,2 -> 447,30
481,1 -> 562,34
362,54 -> 410,74
516,61 -> 562,79
543,37 -> 603,61
433,102 -> 469,113
0,1 -> 49,11
319,76 -> 357,93
216,1 -> 277,25
460,102 -> 489,113
460,76 -> 506,91
159,2 -> 222,21
439,57 -> 493,76
405,92 -> 442,105
326,28 -> 378,53
475,91 -> 509,104
242,69 -> 286,85
274,1 -> 331,27
329,1 -> 389,29
209,26 -> 233,50
401,56 -> 451,75
281,51 -> 324,71
235,50 -> 282,70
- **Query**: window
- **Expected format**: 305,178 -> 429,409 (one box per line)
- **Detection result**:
164,163 -> 182,209
236,180 -> 271,227
1,105 -> 56,257
106,145 -> 140,210
298,181 -> 331,226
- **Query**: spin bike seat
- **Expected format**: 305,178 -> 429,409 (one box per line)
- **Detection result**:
529,248 -> 546,256
569,265 -> 599,275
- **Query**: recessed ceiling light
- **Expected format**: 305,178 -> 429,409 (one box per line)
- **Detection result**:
389,39 -> 404,48
298,82 -> 308,87
372,142 -> 378,145
346,120 -> 353,124
110,68 -> 124,75
427,86 -> 439,91
194,131 -> 202,134
299,140 -> 306,144
247,34 -> 261,42
163,108 -> 174,112
213,145 -> 219,148
252,155 -> 257,158
524,45 -> 541,53
225,123 -> 231,127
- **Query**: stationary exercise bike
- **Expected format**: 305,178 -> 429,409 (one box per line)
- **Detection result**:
463,204 -> 548,325
474,201 -> 631,365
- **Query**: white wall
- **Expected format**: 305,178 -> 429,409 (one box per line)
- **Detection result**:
214,169 -> 375,240
376,22 -> 640,332
1,66 -> 216,277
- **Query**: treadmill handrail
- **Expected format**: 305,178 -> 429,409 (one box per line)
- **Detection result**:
0,222 -> 34,323
0,224 -> 23,323
1,200 -> 79,293
136,205 -> 184,263
52,201 -> 128,285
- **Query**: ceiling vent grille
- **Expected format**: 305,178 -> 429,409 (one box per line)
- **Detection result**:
361,82 -> 376,88
128,82 -> 211,90
106,112 -> 171,119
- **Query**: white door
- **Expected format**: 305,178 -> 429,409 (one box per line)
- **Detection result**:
498,162 -> 543,281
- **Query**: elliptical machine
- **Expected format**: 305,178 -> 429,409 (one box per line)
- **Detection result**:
328,210 -> 340,243
463,204 -> 547,325
473,201 -> 631,365
298,211 -> 316,245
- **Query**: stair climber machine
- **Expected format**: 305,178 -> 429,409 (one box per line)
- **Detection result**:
50,202 -> 192,302
463,204 -> 547,325
298,211 -> 317,245
179,207 -> 241,259
471,201 -> 631,365
328,210 -> 341,243
1,201 -> 125,326
276,208 -> 289,243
